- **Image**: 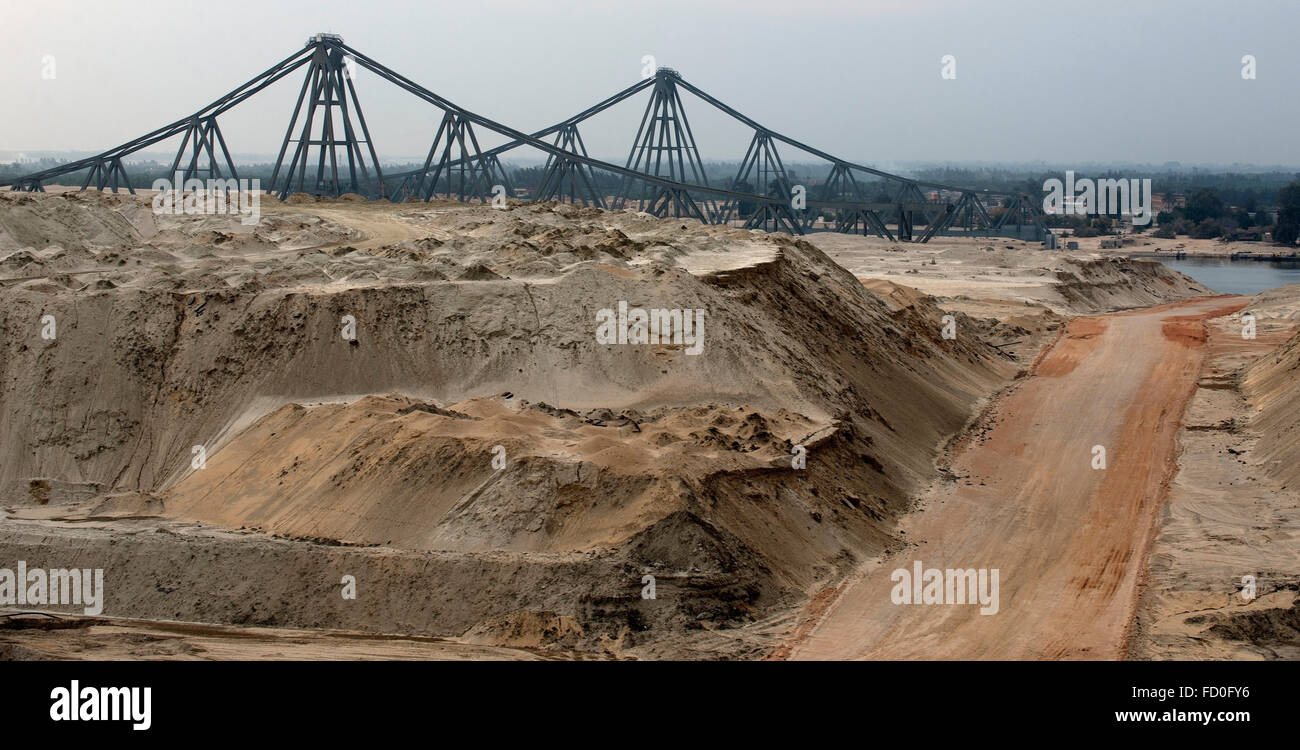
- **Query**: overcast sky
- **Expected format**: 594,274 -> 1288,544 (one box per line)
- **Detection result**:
2,0 -> 1297,168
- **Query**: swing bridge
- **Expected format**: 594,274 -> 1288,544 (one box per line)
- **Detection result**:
2,33 -> 1049,243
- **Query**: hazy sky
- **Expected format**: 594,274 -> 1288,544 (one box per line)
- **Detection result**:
3,0 -> 1297,168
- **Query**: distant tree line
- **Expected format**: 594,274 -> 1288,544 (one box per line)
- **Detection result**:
1150,183 -> 1300,244
6,156 -> 1300,245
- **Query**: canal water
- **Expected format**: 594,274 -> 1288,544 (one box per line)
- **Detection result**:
1156,256 -> 1300,295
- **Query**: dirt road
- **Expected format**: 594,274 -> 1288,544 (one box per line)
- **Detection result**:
788,296 -> 1246,660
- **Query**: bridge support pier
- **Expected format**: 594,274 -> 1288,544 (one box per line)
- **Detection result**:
270,35 -> 383,200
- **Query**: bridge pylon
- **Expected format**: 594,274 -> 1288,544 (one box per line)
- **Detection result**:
821,163 -> 891,239
717,131 -> 801,232
81,157 -> 133,194
399,112 -> 504,203
269,34 -> 384,200
170,115 -> 240,185
992,194 -> 1049,241
536,124 -> 605,207
614,68 -> 716,220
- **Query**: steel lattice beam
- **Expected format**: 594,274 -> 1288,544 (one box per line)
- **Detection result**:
4,45 -> 316,192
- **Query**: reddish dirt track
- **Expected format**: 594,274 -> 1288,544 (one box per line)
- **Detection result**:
787,296 -> 1246,660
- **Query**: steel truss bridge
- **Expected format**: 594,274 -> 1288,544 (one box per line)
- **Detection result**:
2,34 -> 1048,243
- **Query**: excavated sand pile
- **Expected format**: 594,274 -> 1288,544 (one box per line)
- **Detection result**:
0,191 -> 1209,657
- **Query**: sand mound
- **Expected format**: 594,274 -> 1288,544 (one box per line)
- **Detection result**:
0,192 -> 1028,655
0,192 -> 149,253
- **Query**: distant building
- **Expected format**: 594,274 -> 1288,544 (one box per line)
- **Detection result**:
1152,193 -> 1186,212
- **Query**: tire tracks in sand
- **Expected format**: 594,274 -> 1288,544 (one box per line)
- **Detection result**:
785,296 -> 1246,660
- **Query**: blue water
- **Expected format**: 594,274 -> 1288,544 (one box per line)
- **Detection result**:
1157,257 -> 1300,295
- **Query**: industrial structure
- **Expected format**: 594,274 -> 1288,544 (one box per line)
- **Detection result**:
2,34 -> 1047,243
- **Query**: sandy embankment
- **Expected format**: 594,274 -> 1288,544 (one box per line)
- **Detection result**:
1129,284 -> 1300,659
806,232 -> 1209,313
1085,235 -> 1298,259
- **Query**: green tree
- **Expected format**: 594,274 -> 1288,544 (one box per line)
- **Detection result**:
1185,188 -> 1224,223
1275,181 -> 1300,244
1192,218 -> 1223,239
731,179 -> 757,216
